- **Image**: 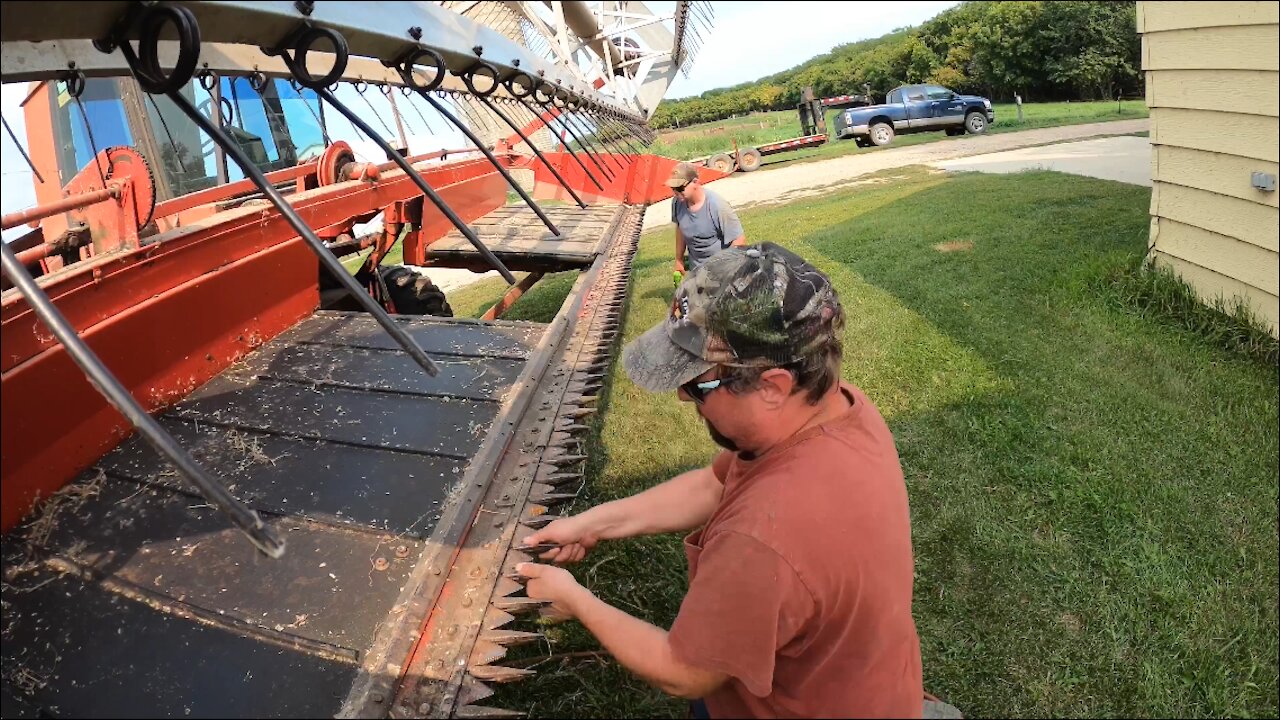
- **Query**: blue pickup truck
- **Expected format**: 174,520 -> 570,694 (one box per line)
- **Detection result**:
834,84 -> 994,147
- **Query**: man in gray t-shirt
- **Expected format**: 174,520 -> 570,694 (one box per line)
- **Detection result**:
666,162 -> 746,275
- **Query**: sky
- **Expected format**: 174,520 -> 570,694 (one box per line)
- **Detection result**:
661,1 -> 959,99
2,1 -> 958,234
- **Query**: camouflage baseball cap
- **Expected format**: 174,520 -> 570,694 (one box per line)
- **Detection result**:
622,243 -> 841,393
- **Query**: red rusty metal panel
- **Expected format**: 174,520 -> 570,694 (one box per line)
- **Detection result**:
1,156 -> 512,532
2,156 -> 508,372
149,149 -> 478,229
401,173 -> 507,266
522,151 -> 730,206
22,82 -> 62,213
0,237 -> 318,532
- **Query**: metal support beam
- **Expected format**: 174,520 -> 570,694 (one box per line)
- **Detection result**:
482,271 -> 545,320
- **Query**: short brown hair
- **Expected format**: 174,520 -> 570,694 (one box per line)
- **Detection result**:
722,300 -> 845,405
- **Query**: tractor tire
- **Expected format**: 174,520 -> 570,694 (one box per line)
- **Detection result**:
708,153 -> 735,173
964,111 -> 988,135
869,122 -> 895,147
737,147 -> 763,172
380,265 -> 453,317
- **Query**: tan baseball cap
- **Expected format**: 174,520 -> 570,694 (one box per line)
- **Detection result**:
664,161 -> 700,188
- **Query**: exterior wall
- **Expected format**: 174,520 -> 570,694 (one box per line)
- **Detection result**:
1137,1 -> 1280,336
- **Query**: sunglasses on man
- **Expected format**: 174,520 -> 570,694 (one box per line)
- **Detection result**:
671,183 -> 689,193
680,376 -> 724,404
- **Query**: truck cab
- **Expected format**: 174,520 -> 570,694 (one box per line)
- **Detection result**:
834,84 -> 994,147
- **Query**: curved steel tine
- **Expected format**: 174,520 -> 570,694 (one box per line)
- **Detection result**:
315,86 -> 518,284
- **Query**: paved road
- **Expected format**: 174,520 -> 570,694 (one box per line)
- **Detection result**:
642,118 -> 1148,231
929,135 -> 1151,186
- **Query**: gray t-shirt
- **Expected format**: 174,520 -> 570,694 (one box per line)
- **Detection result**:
672,189 -> 744,270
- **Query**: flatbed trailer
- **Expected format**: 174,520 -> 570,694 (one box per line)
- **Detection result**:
686,88 -> 866,174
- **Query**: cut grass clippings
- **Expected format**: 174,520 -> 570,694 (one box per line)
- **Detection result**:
451,168 -> 1277,719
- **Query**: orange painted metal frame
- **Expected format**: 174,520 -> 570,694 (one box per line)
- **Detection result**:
3,84 -> 682,531
1,155 -> 507,532
521,150 -> 728,206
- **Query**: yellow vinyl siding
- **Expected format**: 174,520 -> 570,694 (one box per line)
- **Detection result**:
1151,183 -> 1278,252
1142,24 -> 1279,71
1151,108 -> 1279,162
1153,218 -> 1279,295
1148,70 -> 1279,117
1152,146 -> 1279,208
1154,252 -> 1280,331
1139,2 -> 1280,336
1138,1 -> 1279,33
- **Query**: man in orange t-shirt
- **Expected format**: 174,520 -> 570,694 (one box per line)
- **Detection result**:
519,243 -> 924,718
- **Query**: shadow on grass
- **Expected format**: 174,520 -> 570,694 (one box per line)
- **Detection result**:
777,172 -> 1276,717
492,169 -> 1277,718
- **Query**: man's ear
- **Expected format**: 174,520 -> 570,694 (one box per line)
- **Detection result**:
756,368 -> 795,408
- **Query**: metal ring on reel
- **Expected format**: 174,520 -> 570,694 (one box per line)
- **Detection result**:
459,59 -> 499,97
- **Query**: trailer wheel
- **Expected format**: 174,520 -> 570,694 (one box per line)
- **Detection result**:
709,153 -> 735,173
737,148 -> 763,172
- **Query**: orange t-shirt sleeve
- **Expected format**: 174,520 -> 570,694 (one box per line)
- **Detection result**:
710,450 -> 733,483
668,530 -> 814,698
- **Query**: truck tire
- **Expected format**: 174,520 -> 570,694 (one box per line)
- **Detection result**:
869,122 -> 895,147
964,112 -> 988,135
380,265 -> 453,317
737,148 -> 762,172
708,153 -> 735,173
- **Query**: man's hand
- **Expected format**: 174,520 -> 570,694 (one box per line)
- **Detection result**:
521,516 -> 599,564
674,258 -> 686,274
517,563 -> 593,618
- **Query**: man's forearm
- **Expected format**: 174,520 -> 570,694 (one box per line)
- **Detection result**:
578,467 -> 721,540
569,591 -> 718,699
675,229 -> 686,265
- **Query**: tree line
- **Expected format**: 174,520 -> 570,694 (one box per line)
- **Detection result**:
652,1 -> 1142,129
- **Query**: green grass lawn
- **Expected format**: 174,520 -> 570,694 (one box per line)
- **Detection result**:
450,168 -> 1278,718
646,100 -> 1148,171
